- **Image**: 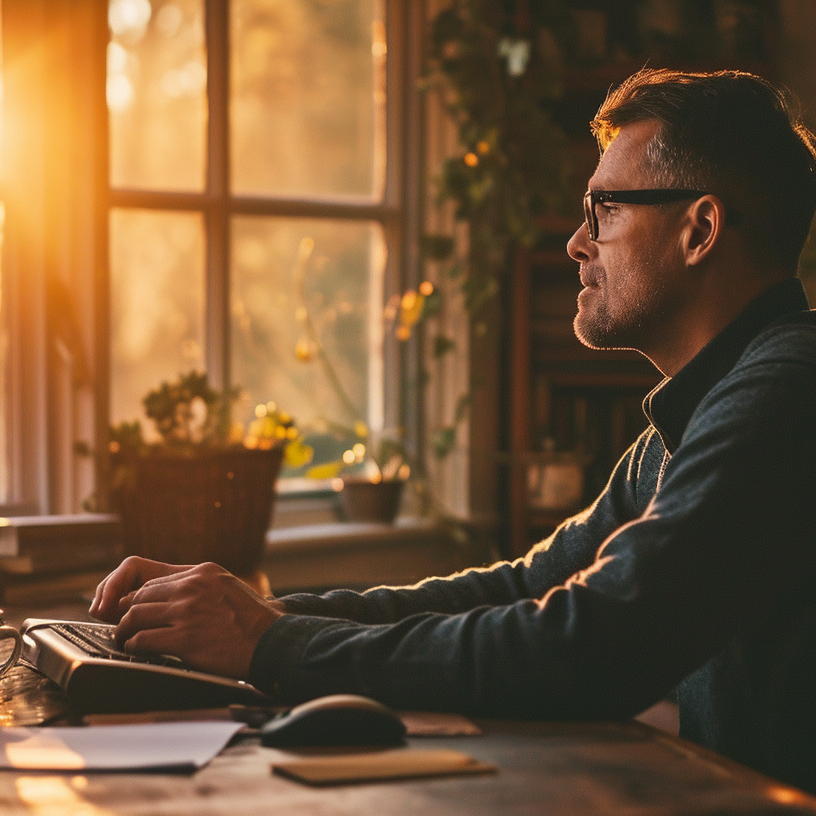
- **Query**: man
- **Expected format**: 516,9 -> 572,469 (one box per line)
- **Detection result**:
92,70 -> 816,791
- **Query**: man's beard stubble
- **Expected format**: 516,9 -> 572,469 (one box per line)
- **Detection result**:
572,262 -> 657,354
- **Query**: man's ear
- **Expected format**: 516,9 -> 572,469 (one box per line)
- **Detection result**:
684,195 -> 726,266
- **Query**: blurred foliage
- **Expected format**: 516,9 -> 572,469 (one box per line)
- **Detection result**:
290,238 -> 410,482
109,370 -> 312,470
417,0 -> 575,458
141,370 -> 227,445
425,0 -> 573,246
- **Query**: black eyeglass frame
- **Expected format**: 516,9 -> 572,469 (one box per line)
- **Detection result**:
583,188 -> 709,242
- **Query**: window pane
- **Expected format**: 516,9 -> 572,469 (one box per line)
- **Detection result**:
231,217 -> 385,472
108,0 -> 206,191
230,0 -> 386,199
110,209 -> 205,434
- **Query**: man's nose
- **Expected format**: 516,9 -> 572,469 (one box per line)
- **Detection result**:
567,222 -> 591,262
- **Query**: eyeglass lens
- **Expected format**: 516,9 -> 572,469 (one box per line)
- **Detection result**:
583,192 -> 598,241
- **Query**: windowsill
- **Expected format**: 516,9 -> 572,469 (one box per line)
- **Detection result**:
273,482 -> 342,529
268,480 -> 501,593
0,503 -> 42,517
263,516 -> 498,594
0,497 -> 499,604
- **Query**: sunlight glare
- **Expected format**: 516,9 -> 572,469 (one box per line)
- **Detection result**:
155,3 -> 183,38
106,41 -> 128,74
106,74 -> 134,112
109,0 -> 153,38
15,776 -> 115,816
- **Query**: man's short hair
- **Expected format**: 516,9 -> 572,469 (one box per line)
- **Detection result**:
591,69 -> 816,271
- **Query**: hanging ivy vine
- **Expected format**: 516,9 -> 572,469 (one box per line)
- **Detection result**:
418,0 -> 576,458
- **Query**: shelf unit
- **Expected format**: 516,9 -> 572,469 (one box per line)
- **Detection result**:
496,3 -> 780,557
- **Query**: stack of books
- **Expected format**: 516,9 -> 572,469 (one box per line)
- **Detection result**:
0,514 -> 123,604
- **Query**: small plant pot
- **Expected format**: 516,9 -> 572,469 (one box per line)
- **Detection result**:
339,479 -> 405,523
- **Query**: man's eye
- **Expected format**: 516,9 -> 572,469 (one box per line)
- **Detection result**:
596,203 -> 619,223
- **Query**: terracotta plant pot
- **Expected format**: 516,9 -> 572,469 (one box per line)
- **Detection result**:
110,446 -> 284,574
339,478 -> 405,523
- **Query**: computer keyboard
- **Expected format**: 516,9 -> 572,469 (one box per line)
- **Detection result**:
50,622 -> 184,668
21,618 -> 271,714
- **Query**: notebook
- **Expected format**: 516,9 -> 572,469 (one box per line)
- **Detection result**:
20,618 -> 271,714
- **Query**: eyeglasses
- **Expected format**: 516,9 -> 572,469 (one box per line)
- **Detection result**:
0,615 -> 21,677
583,188 -> 708,242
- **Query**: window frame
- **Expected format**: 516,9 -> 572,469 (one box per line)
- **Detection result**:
1,0 -> 427,516
107,0 -> 423,474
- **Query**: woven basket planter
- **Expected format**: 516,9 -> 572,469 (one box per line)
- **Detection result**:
110,446 -> 284,575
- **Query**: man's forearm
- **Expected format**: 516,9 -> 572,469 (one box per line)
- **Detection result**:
275,437 -> 647,628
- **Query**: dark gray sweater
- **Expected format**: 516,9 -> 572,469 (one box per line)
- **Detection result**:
250,278 -> 816,792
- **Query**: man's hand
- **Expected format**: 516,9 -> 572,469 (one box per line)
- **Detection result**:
89,556 -> 284,680
90,556 -> 191,624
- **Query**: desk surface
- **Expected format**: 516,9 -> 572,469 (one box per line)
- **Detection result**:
1,606 -> 816,814
0,717 -> 813,815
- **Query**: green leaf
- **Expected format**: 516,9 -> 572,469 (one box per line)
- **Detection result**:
454,393 -> 471,423
420,234 -> 456,261
432,427 -> 457,459
462,273 -> 499,313
422,288 -> 443,318
430,8 -> 464,52
433,335 -> 457,358
447,261 -> 465,280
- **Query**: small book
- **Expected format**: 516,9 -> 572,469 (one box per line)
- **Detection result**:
271,748 -> 496,786
0,514 -> 122,574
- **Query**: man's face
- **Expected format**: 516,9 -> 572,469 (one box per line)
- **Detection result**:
567,120 -> 689,360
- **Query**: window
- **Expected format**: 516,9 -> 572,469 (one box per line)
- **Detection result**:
108,0 -> 415,480
0,0 -> 425,516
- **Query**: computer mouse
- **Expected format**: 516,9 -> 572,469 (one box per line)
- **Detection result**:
259,693 -> 407,747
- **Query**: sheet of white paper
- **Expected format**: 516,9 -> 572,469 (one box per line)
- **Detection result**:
0,721 -> 244,771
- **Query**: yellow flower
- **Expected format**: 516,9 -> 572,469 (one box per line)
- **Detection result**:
306,460 -> 343,480
284,437 -> 314,469
398,289 -> 425,331
295,337 -> 314,362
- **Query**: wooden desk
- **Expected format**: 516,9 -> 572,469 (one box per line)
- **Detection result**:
1,606 -> 815,814
0,714 -> 813,815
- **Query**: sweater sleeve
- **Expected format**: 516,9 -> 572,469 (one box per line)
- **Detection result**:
275,429 -> 655,625
249,330 -> 816,718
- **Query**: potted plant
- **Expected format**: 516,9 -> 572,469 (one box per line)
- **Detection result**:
335,433 -> 411,524
109,371 -> 311,575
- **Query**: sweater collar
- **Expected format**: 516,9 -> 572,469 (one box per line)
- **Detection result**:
642,278 -> 810,454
